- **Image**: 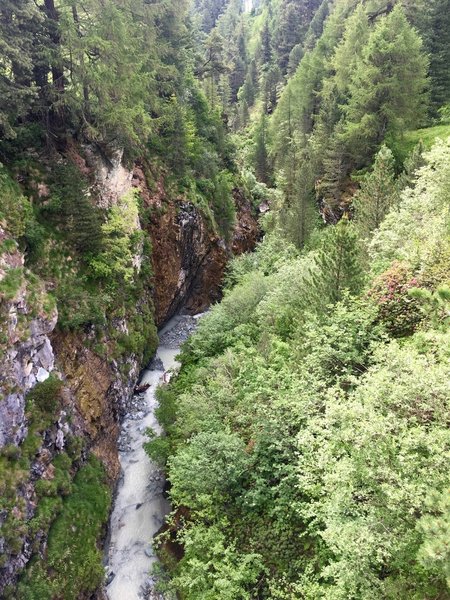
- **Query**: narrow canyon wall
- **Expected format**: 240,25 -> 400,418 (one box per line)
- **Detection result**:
0,147 -> 258,593
135,164 -> 259,325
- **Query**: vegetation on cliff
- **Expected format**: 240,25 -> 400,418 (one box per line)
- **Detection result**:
0,0 -> 256,594
16,455 -> 111,600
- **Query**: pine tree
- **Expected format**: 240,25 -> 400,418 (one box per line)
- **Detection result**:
315,218 -> 364,303
344,5 -> 429,166
353,145 -> 399,237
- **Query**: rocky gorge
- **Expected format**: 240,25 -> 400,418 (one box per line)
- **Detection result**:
105,315 -> 201,600
0,144 -> 259,597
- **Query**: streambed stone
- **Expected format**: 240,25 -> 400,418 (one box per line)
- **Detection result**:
105,316 -> 199,600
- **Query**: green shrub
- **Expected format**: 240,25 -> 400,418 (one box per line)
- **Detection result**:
0,165 -> 34,238
26,376 -> 63,422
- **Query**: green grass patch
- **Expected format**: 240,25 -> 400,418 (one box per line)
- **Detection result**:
15,455 -> 112,600
393,123 -> 450,163
0,267 -> 24,301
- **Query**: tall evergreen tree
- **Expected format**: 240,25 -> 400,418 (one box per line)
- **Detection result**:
353,144 -> 399,237
427,0 -> 450,111
315,218 -> 364,302
343,5 -> 429,165
282,152 -> 317,249
0,0 -> 43,137
194,0 -> 230,32
315,121 -> 349,219
273,0 -> 323,74
254,113 -> 270,183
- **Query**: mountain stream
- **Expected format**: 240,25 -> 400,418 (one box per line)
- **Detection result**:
105,315 -> 199,600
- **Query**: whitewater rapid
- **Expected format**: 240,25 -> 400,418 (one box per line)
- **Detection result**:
105,316 -> 196,600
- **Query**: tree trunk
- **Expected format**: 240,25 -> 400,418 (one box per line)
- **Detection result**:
44,0 -> 64,94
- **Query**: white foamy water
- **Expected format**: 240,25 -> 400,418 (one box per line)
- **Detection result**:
105,317 -> 188,600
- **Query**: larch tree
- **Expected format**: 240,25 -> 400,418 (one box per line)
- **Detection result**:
353,144 -> 399,237
343,5 -> 429,166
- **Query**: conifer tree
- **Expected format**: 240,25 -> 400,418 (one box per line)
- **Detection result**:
332,4 -> 369,97
200,28 -> 228,106
315,218 -> 364,303
0,0 -> 42,137
427,0 -> 450,110
259,17 -> 272,67
302,0 -> 332,52
353,145 -> 399,237
343,5 -> 429,166
241,71 -> 256,107
315,121 -> 349,218
254,114 -> 270,183
273,0 -> 302,74
284,156 -> 317,250
195,0 -> 229,32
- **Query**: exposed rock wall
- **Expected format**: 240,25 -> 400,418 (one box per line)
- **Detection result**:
0,227 -> 138,590
0,227 -> 57,448
0,148 -> 259,594
133,166 -> 259,325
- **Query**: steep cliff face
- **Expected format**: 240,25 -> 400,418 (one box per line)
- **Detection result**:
0,230 -> 58,589
0,230 -> 138,591
133,167 -> 259,326
0,147 -> 259,595
0,228 -> 57,449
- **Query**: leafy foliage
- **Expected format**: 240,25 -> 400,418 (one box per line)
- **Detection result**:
151,137 -> 450,599
90,189 -> 141,286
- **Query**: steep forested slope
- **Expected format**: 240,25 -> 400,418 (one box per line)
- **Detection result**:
146,1 -> 450,599
151,139 -> 450,599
